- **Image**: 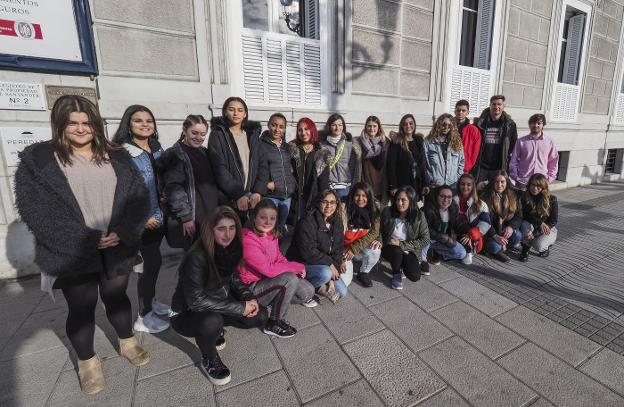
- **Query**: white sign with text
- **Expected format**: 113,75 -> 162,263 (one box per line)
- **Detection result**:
0,81 -> 46,110
0,127 -> 51,167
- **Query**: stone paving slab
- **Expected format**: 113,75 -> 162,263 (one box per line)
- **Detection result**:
438,276 -> 518,317
498,343 -> 624,407
419,336 -> 537,407
578,347 -> 624,396
430,301 -> 526,359
215,370 -> 299,407
401,277 -> 460,312
304,379 -> 385,407
134,364 -> 216,407
415,389 -> 471,407
343,329 -> 446,407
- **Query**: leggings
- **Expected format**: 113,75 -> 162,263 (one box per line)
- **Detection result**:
137,229 -> 164,316
381,245 -> 421,281
171,307 -> 268,359
60,273 -> 133,361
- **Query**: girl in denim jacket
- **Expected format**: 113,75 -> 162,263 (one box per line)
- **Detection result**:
424,114 -> 465,189
113,105 -> 170,334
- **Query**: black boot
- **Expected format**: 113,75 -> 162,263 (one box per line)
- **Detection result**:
519,244 -> 530,262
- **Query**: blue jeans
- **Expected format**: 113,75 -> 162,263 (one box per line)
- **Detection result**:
486,229 -> 522,254
305,264 -> 349,298
430,240 -> 466,260
267,197 -> 292,227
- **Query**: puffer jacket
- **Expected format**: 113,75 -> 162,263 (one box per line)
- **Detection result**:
423,200 -> 461,248
287,209 -> 344,268
424,138 -> 465,188
15,142 -> 149,278
288,141 -> 330,220
254,131 -> 298,199
208,116 -> 263,203
171,244 -> 254,316
379,206 -> 430,255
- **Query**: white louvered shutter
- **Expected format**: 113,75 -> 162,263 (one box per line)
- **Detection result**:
562,14 -> 585,85
242,33 -> 265,102
266,38 -> 284,103
615,94 -> 624,124
552,82 -> 579,121
303,43 -> 321,104
303,0 -> 319,39
449,65 -> 491,117
474,0 -> 494,70
286,41 -> 303,103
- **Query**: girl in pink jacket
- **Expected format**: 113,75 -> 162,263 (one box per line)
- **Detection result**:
238,199 -> 317,338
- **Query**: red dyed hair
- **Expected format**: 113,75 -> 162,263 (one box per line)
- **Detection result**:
295,117 -> 319,144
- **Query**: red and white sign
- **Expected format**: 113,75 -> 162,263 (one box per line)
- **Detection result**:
0,1 -> 82,61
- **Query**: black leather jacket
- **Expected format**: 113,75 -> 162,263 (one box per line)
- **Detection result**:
171,245 -> 254,316
423,201 -> 460,248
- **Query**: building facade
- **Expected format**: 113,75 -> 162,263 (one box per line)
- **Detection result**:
1,0 -> 623,278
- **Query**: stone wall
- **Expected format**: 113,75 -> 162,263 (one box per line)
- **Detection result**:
502,0 -> 553,109
350,0 -> 433,99
582,0 -> 623,114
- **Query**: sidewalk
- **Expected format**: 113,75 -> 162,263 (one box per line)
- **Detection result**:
1,182 -> 624,407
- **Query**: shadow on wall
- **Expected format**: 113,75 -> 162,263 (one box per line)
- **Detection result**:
4,220 -> 38,279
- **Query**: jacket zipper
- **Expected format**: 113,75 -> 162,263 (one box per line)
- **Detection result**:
277,142 -> 288,197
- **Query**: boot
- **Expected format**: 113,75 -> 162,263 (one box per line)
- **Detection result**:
77,354 -> 105,395
519,244 -> 530,262
118,336 -> 150,366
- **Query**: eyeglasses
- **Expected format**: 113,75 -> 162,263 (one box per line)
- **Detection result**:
320,200 -> 338,206
439,195 -> 453,200
529,184 -> 543,189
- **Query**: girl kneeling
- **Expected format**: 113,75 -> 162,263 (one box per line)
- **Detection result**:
454,174 -> 492,264
239,200 -> 317,338
519,173 -> 558,261
380,186 -> 430,290
423,186 -> 468,265
170,207 -> 268,386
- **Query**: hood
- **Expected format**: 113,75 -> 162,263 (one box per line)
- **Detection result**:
211,116 -> 262,135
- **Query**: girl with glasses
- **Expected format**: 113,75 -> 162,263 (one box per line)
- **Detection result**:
424,113 -> 465,189
519,173 -> 558,261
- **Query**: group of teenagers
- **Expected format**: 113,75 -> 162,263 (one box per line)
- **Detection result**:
14,93 -> 561,393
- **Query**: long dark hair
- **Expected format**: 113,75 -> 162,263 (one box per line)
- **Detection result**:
392,185 -> 419,223
198,206 -> 242,258
179,114 -> 208,142
347,182 -> 378,226
112,105 -> 158,145
324,113 -> 347,136
396,113 -> 422,151
51,95 -> 112,166
481,170 -> 518,219
247,199 -> 281,239
222,96 -> 249,128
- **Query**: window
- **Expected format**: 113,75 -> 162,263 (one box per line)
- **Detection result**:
605,149 -> 618,174
242,0 -> 319,39
557,7 -> 586,85
556,151 -> 569,181
459,0 -> 495,70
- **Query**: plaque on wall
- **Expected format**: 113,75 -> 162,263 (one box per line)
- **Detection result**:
45,85 -> 97,109
0,81 -> 45,110
0,127 -> 51,167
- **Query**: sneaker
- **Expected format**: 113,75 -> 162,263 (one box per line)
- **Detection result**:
263,319 -> 297,338
429,250 -> 441,266
391,274 -> 403,290
133,311 -> 170,334
401,271 -> 407,280
151,298 -> 172,316
462,252 -> 473,265
216,332 -> 226,351
538,249 -> 550,258
200,354 -> 231,386
325,287 -> 340,304
302,298 -> 318,308
420,261 -> 431,276
492,251 -> 511,263
358,273 -> 373,287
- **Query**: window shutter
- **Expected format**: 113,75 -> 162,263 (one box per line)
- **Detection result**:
242,33 -> 265,102
266,38 -> 285,103
286,41 -> 303,103
615,94 -> 624,124
473,0 -> 494,70
449,65 -> 491,117
303,0 -> 319,39
303,43 -> 321,104
562,14 -> 585,85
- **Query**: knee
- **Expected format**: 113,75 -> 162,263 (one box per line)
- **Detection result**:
196,312 -> 223,336
368,248 -> 381,262
282,272 -> 299,286
319,266 -> 333,283
453,243 -> 467,259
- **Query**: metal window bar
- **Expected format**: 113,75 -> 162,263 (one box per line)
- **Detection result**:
605,149 -> 617,174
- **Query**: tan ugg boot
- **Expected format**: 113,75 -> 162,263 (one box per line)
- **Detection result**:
118,336 -> 150,366
77,354 -> 105,395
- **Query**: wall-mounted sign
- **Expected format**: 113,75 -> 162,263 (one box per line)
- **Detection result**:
0,127 -> 51,167
0,81 -> 45,110
45,85 -> 97,109
0,0 -> 97,75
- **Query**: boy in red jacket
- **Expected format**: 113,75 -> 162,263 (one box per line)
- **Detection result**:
455,99 -> 481,174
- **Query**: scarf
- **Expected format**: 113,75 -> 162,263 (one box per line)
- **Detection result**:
326,134 -> 343,146
361,131 -> 383,158
214,238 -> 242,279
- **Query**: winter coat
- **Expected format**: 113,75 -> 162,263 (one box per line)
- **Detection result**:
171,245 -> 254,316
238,228 -> 304,284
123,140 -> 164,224
386,133 -> 428,196
15,142 -> 149,278
287,209 -> 344,268
254,131 -> 298,199
458,120 -> 481,174
474,109 -> 518,175
423,201 -> 461,248
356,133 -> 389,198
521,195 -> 558,230
453,195 -> 492,236
288,141 -> 330,220
318,131 -> 362,188
423,138 -> 465,188
379,206 -> 430,255
208,116 -> 262,203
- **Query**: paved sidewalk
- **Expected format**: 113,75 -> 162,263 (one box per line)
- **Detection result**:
1,182 -> 624,407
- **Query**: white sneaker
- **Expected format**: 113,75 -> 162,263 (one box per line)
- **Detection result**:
302,298 -> 318,308
151,298 -> 172,316
134,311 -> 170,334
462,252 -> 473,265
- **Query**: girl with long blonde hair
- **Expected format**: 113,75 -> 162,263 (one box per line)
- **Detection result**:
424,113 -> 465,189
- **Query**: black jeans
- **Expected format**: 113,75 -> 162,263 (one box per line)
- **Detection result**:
138,227 -> 164,316
381,245 -> 421,281
171,307 -> 268,358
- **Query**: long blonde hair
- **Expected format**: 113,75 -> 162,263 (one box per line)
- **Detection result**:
457,174 -> 483,216
523,173 -> 551,218
426,113 -> 463,151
